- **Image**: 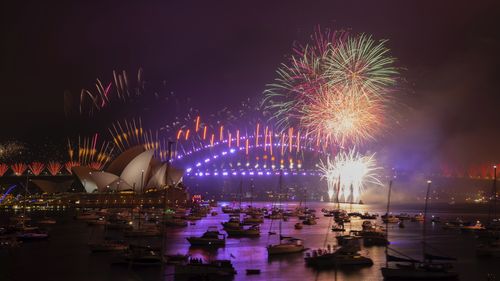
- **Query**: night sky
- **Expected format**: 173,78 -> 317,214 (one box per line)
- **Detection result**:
1,1 -> 500,168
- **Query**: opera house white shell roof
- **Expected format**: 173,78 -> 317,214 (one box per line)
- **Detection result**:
72,146 -> 183,193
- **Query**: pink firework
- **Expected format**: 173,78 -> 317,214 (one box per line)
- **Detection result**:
29,162 -> 45,176
11,163 -> 27,176
47,161 -> 62,176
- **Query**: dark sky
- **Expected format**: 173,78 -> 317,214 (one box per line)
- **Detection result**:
1,1 -> 500,167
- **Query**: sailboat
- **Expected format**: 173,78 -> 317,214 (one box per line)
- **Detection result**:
267,172 -> 305,255
381,180 -> 458,280
305,179 -> 372,269
16,174 -> 49,241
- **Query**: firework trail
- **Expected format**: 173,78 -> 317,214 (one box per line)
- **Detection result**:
318,148 -> 382,203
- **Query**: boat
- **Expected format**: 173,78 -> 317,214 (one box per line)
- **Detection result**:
243,215 -> 264,225
113,248 -> 162,267
221,206 -> 241,214
381,180 -> 458,280
382,213 -> 400,223
331,224 -> 345,232
411,213 -> 425,222
267,172 -> 305,256
16,229 -> 49,241
88,240 -> 129,252
460,220 -> 485,231
294,222 -> 303,229
398,221 -> 405,228
396,213 -> 411,221
246,269 -> 261,275
86,217 -> 106,226
267,237 -> 305,255
305,244 -> 373,268
360,212 -> 378,220
442,219 -> 466,230
224,224 -> 260,237
221,216 -> 242,229
336,234 -> 363,247
302,216 -> 317,225
75,212 -> 101,221
37,217 -> 56,225
164,253 -> 189,264
187,226 -> 226,247
124,226 -> 161,237
175,258 -> 237,277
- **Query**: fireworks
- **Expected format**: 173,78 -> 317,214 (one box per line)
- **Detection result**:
0,164 -> 8,177
301,86 -> 384,146
29,162 -> 45,176
11,163 -> 28,176
0,141 -> 25,162
65,161 -> 80,174
318,148 -> 382,203
263,28 -> 397,147
47,161 -> 62,176
67,135 -> 113,170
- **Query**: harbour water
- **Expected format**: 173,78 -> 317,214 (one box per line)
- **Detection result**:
1,202 -> 498,281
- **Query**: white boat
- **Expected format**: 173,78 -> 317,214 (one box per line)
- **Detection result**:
305,245 -> 373,268
267,172 -> 306,256
460,221 -> 485,231
187,227 -> 226,247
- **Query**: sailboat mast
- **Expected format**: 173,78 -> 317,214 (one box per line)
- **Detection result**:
250,179 -> 254,207
336,175 -> 341,210
239,178 -> 243,210
279,171 -> 282,243
385,180 -> 393,268
161,141 -> 174,275
422,180 -> 432,260
494,165 -> 497,222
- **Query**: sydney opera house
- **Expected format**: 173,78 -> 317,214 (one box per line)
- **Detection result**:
29,146 -> 189,207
